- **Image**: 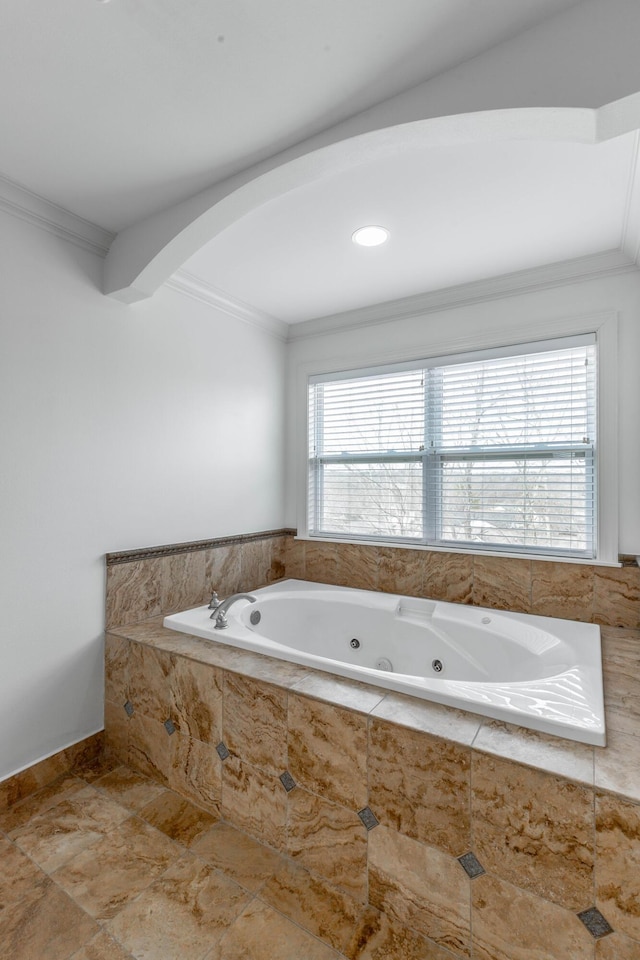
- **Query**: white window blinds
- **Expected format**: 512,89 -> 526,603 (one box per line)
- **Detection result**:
308,335 -> 597,558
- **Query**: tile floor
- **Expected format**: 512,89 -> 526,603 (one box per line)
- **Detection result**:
0,759 -> 449,960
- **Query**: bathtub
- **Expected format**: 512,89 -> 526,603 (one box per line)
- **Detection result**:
163,579 -> 606,746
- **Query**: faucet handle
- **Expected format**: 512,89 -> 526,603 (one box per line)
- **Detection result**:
207,591 -> 222,610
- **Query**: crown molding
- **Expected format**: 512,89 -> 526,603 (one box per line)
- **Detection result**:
0,174 -> 114,257
621,130 -> 640,266
287,249 -> 638,341
166,270 -> 289,340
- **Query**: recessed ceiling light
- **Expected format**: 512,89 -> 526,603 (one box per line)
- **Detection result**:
352,225 -> 389,247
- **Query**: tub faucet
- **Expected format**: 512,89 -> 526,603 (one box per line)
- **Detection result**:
210,593 -> 256,629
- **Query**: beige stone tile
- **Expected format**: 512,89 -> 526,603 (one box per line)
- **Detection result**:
138,788 -> 218,845
471,752 -> 594,911
9,786 -> 131,873
0,749 -> 69,811
284,537 -> 305,580
71,743 -> 113,783
110,615 -> 169,645
221,756 -> 287,851
595,930 -> 640,960
601,629 -> 640,736
423,552 -> 473,605
161,549 -> 207,614
288,693 -> 368,810
369,717 -> 471,857
52,815 -> 181,920
472,719 -> 595,786
170,732 -> 222,812
241,538 -> 274,590
345,906 -> 454,960
104,699 -> 130,765
224,651 -> 311,688
70,929 -> 135,960
371,692 -> 481,746
306,541 -> 339,584
594,566 -> 640,628
595,728 -> 640,803
531,560 -> 594,621
473,555 -> 531,612
128,712 -> 173,785
105,633 -> 130,704
335,544 -> 379,591
368,824 -> 470,957
208,897 -> 343,960
287,787 -> 368,902
269,534 -> 287,584
105,557 -> 165,628
170,655 -> 223,744
223,673 -> 288,774
471,873 -> 595,960
93,765 -> 166,812
127,641 -> 173,722
596,791 -> 640,941
377,546 -> 424,598
291,673 -> 385,714
105,851 -> 250,960
0,773 -> 86,833
191,820 -> 284,892
0,835 -> 49,905
259,858 -> 362,953
205,543 -> 243,597
0,875 -> 99,960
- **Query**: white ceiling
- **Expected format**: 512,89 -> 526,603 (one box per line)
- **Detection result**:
5,0 -> 636,327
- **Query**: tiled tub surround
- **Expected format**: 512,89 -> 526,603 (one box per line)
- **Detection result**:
103,616 -> 640,960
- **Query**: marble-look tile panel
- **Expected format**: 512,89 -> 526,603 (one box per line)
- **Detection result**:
191,821 -> 284,892
170,731 -> 222,812
345,906 -> 455,960
259,858 -> 362,954
52,815 -> 181,921
472,873 -> 595,960
594,728 -> 640,803
369,717 -> 471,857
0,773 -> 86,833
335,544 -> 379,591
601,629 -> 640,736
596,791 -> 640,941
208,897 -> 343,960
291,672 -> 385,715
128,712 -> 173,785
221,756 -> 287,851
0,835 -> 49,905
241,537 -> 279,590
472,720 -> 595,786
594,566 -> 640,628
9,786 -> 131,873
161,549 -> 207,615
104,700 -> 130,765
104,633 -> 129,704
105,851 -> 251,960
531,560 -> 594,621
370,692 -> 481,746
126,641 -> 173,722
472,752 -> 595,911
169,655 -> 223,744
423,552 -> 473,604
287,787 -> 368,902
205,543 -> 244,598
223,673 -> 288,774
305,541 -> 339,584
105,556 -> 165,628
473,556 -> 531,612
69,929 -> 136,960
288,693 -> 368,810
595,930 -> 640,960
0,875 -> 99,960
377,546 -> 424,598
0,747 -> 70,811
368,824 -> 470,957
137,788 -> 218,845
93,765 -> 166,812
284,537 -> 305,580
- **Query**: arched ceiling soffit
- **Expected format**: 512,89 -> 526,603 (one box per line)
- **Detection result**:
104,95 -> 640,303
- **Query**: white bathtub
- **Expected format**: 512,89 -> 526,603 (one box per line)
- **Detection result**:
163,579 -> 606,746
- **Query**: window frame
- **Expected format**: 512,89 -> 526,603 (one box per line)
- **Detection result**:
295,312 -> 619,565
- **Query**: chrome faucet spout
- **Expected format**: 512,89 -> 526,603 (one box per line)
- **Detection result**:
210,592 -> 257,629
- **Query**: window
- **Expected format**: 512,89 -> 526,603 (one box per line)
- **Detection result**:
308,335 -> 598,559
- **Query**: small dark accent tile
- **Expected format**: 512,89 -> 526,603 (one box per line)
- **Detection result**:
458,852 -> 486,879
216,741 -> 230,761
357,806 -> 379,831
123,700 -> 134,717
577,907 -> 614,939
279,771 -> 296,793
164,718 -> 176,736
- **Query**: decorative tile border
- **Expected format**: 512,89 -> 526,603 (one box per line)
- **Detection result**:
106,528 -> 295,566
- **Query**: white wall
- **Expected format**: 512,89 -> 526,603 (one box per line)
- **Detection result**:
286,271 -> 640,555
0,211 -> 286,781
